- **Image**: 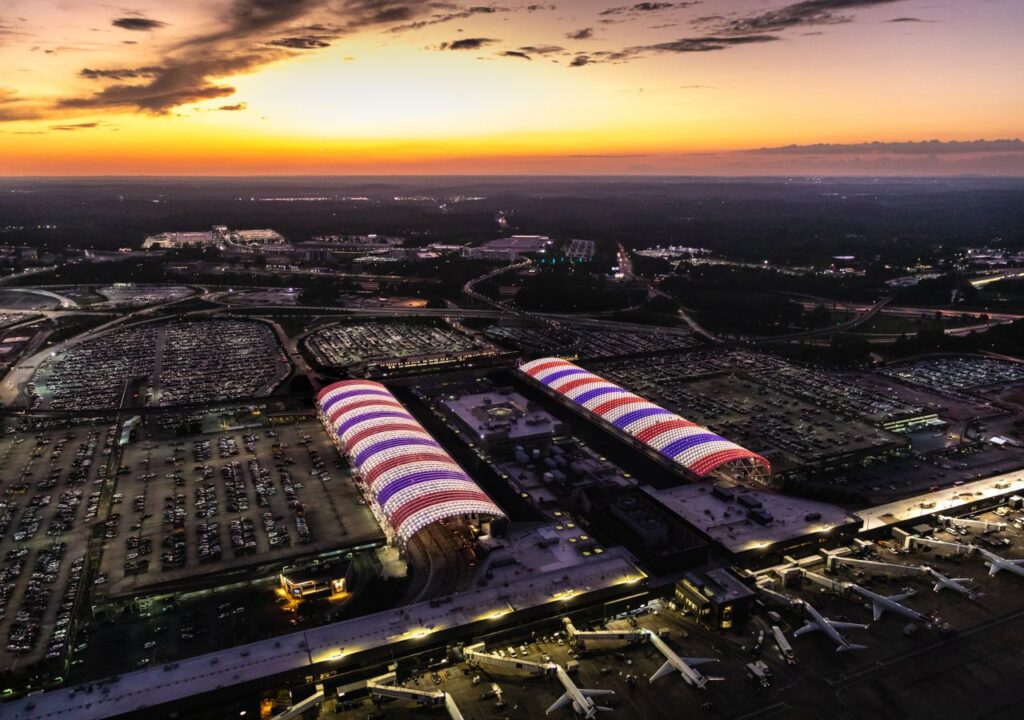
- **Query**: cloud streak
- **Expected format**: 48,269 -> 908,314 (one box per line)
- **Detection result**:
111,16 -> 167,32
699,0 -> 907,35
746,139 -> 1024,155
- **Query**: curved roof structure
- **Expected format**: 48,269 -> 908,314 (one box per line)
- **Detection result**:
316,381 -> 505,543
519,358 -> 771,479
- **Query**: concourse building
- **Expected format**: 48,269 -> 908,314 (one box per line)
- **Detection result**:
518,357 -> 774,489
316,381 -> 507,547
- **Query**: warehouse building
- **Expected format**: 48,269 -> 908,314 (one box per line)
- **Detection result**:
518,358 -> 773,489
316,381 -> 507,547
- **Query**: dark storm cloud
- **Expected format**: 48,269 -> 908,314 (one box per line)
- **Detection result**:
216,102 -> 248,111
747,139 -> 1024,155
566,28 -> 593,40
700,0 -> 907,35
501,50 -> 532,60
441,37 -> 498,50
266,35 -> 332,49
111,17 -> 167,31
569,54 -> 591,66
888,17 -> 929,23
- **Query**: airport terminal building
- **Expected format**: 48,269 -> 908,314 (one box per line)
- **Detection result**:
316,381 -> 507,547
518,358 -> 774,489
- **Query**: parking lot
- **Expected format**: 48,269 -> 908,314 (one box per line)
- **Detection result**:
28,318 -> 290,410
95,418 -> 384,600
597,349 -> 925,426
306,320 -> 500,373
0,423 -> 113,671
596,351 -> 907,475
881,357 -> 1024,402
486,325 -> 703,360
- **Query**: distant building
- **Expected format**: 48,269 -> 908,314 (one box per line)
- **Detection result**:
464,235 -> 552,260
142,225 -> 287,251
565,239 -> 595,262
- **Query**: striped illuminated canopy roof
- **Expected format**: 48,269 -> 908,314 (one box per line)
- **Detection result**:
519,358 -> 770,478
316,381 -> 505,543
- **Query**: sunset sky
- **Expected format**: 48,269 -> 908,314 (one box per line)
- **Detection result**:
1,0 -> 1022,175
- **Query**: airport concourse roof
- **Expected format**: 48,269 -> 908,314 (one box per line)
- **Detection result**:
856,468 -> 1024,531
2,552 -> 642,720
643,484 -> 856,554
317,381 -> 506,543
519,358 -> 770,478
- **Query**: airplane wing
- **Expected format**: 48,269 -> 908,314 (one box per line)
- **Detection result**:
649,660 -> 676,682
546,692 -> 572,715
827,620 -> 867,630
988,563 -> 1001,576
683,657 -> 717,666
582,689 -> 615,698
836,643 -> 868,653
1010,559 -> 1024,566
889,590 -> 916,602
792,621 -> 818,637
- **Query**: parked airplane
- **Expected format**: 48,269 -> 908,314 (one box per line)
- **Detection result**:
848,585 -> 927,623
645,630 -> 722,688
976,547 -> 1024,578
925,566 -> 979,600
547,664 -> 614,719
793,600 -> 869,652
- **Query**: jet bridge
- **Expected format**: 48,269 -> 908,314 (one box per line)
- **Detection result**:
937,515 -> 1007,535
464,641 -> 556,677
269,685 -> 324,720
825,555 -> 929,578
562,616 -> 646,650
799,569 -> 847,593
902,534 -> 977,558
366,671 -> 466,719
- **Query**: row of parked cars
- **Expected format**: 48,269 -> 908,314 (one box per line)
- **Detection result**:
7,541 -> 65,654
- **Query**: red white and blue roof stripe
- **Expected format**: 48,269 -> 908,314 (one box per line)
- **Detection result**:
519,358 -> 770,478
316,380 -> 505,544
